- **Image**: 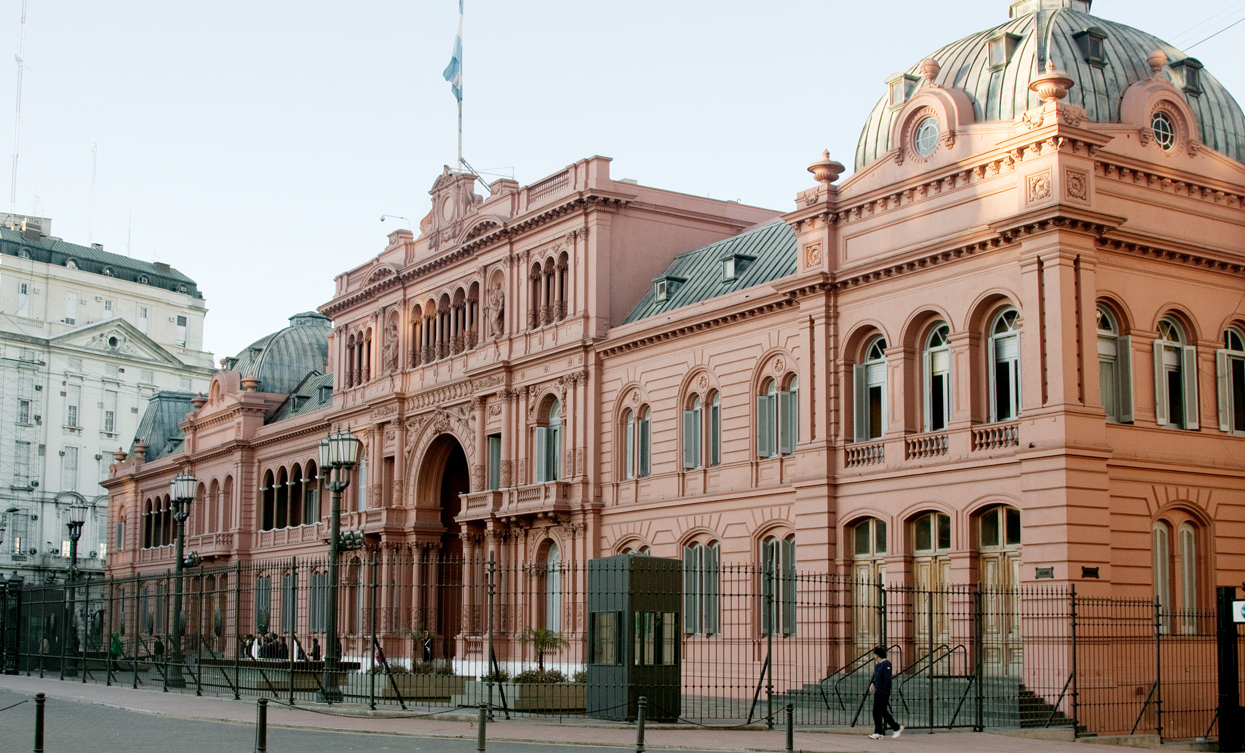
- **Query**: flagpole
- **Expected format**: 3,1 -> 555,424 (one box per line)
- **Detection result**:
457,0 -> 463,170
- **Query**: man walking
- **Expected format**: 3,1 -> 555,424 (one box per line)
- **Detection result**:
868,646 -> 904,739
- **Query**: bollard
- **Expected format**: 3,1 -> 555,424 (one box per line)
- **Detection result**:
477,702 -> 487,752
785,702 -> 794,753
255,697 -> 268,753
33,693 -> 45,753
635,696 -> 647,753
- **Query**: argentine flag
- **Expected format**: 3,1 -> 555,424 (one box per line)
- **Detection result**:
443,0 -> 463,102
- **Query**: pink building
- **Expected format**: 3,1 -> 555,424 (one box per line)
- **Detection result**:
103,0 -> 1244,734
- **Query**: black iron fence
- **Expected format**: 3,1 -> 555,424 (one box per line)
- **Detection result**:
0,553 -> 1234,741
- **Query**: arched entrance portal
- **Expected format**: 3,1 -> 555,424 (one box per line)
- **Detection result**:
415,434 -> 469,659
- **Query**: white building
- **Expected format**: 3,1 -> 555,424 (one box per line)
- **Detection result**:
0,217 -> 214,584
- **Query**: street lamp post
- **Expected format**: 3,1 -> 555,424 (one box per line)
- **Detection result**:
168,471 -> 197,689
64,499 -> 88,677
318,427 -> 362,703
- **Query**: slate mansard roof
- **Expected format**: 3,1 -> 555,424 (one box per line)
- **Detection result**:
131,392 -> 197,462
0,228 -> 202,298
623,220 -> 796,325
855,4 -> 1245,169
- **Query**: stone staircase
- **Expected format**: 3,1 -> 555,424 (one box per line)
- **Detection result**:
773,672 -> 1077,730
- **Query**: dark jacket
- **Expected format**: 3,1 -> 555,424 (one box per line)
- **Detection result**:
872,658 -> 893,693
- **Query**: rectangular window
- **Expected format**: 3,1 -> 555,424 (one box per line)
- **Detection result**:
66,384 -> 81,427
140,369 -> 154,384
115,520 -> 125,551
281,573 -> 297,634
303,487 -> 318,526
103,299 -> 113,315
633,612 -> 678,666
103,390 -> 117,433
67,358 -> 82,372
61,540 -> 71,557
590,612 -> 620,665
255,577 -> 272,634
62,446 -> 78,492
137,306 -> 149,334
488,434 -> 501,490
175,315 -> 187,347
98,542 -> 106,559
64,292 -> 77,325
14,441 -> 30,485
16,282 -> 29,317
17,398 -> 30,424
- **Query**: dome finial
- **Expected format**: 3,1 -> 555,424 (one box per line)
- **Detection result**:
1147,49 -> 1168,78
921,58 -> 942,88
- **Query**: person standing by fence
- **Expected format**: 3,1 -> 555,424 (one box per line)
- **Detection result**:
868,646 -> 903,740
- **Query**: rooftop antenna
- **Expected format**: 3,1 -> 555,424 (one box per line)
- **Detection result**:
88,142 -> 97,244
10,0 -> 28,216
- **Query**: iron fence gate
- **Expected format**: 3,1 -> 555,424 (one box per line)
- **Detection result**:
3,552 -> 1236,741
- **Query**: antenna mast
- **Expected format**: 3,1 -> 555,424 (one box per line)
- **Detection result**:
10,0 -> 27,216
88,142 -> 97,243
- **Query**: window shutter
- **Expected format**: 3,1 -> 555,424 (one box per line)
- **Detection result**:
760,539 -> 775,635
534,427 -> 548,483
709,403 -> 721,466
1216,349 -> 1231,431
781,537 -> 797,635
638,414 -> 650,477
853,364 -> 868,441
625,416 -> 635,479
552,424 -> 562,479
705,543 -> 719,633
1117,336 -> 1134,423
682,411 -> 697,469
756,394 -> 772,457
1182,345 -> 1199,430
922,350 -> 933,432
683,546 -> 699,634
1153,340 -> 1168,426
778,390 -> 795,455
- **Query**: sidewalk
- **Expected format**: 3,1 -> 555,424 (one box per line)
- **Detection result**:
0,674 -> 1200,752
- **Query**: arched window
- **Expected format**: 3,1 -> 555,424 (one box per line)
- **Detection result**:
622,409 -> 635,479
760,533 -> 796,636
924,325 -> 952,432
989,309 -> 1021,422
855,336 -> 888,440
709,391 -> 722,466
683,540 -> 719,634
1097,306 -> 1134,423
1216,326 -> 1245,433
1154,515 -> 1201,634
682,396 -> 702,470
536,399 -> 563,483
544,542 -> 562,632
757,375 -> 798,458
1154,317 -> 1199,430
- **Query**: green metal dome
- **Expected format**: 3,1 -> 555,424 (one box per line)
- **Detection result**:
855,1 -> 1245,170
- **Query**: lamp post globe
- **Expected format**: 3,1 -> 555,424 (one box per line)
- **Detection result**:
167,470 -> 196,689
319,427 -> 361,702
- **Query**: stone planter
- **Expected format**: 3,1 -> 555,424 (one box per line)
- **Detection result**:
377,674 -> 466,700
452,680 -> 586,712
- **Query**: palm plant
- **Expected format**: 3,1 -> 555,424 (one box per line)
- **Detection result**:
518,627 -> 568,673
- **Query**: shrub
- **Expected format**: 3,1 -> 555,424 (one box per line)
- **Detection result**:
480,667 -> 511,682
571,669 -> 587,684
512,668 -> 567,684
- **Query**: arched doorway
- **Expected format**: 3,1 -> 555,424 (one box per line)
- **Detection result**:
415,434 -> 470,659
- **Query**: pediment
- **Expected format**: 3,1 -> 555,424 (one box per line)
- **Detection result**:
367,265 -> 398,284
50,319 -> 185,367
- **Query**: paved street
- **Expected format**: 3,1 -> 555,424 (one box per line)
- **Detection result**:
0,674 -> 1208,753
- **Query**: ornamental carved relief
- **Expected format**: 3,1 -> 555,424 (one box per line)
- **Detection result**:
803,242 -> 822,268
1027,170 -> 1052,203
1065,168 -> 1089,201
499,460 -> 513,487
470,463 -> 485,491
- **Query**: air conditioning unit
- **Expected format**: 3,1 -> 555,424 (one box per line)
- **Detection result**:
94,296 -> 103,302
32,414 -> 40,422
30,481 -> 38,487
89,551 -> 97,558
34,384 -> 42,391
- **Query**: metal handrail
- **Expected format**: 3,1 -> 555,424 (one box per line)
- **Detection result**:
829,644 -> 903,714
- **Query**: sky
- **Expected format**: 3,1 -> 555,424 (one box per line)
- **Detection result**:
0,0 -> 1242,362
